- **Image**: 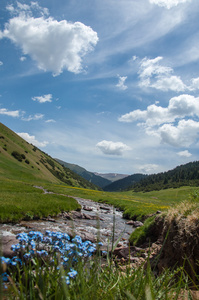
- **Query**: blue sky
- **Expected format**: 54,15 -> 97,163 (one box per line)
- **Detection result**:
0,0 -> 199,175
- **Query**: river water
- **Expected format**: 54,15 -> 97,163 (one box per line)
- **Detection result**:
1,197 -> 134,248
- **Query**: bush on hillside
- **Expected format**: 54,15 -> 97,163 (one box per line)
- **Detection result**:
11,151 -> 26,162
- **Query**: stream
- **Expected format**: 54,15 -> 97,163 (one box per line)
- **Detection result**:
1,196 -> 135,249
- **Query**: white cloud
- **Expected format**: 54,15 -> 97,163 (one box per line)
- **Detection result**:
0,61 -> 3,66
189,77 -> 199,91
138,56 -> 186,92
45,119 -> 56,123
119,94 -> 199,126
116,75 -> 128,90
32,94 -> 52,103
138,164 -> 158,174
177,150 -> 192,157
1,5 -> 98,76
17,132 -> 48,147
149,0 -> 191,9
6,2 -> 49,17
0,108 -> 20,117
119,94 -> 199,148
22,113 -> 44,121
96,140 -> 131,155
158,119 -> 199,147
151,75 -> 186,92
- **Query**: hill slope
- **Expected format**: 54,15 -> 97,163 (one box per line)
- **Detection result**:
129,161 -> 199,192
0,122 -> 99,190
104,173 -> 148,192
55,159 -> 111,188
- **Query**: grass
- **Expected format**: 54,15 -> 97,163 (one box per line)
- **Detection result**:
1,179 -> 199,299
41,183 -> 199,220
0,179 -> 80,223
129,216 -> 156,246
1,176 -> 198,223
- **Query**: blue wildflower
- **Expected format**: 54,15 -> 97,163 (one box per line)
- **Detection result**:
23,252 -> 32,260
1,272 -> 9,282
0,257 -> 11,265
62,275 -> 70,285
68,268 -> 77,278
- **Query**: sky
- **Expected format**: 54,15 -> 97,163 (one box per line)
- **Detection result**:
0,0 -> 199,175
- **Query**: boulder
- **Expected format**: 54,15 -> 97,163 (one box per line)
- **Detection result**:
126,220 -> 143,227
83,206 -> 93,212
1,235 -> 18,258
100,206 -> 111,211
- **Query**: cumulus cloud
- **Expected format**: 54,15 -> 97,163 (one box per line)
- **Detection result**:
116,75 -> 128,90
22,113 -> 44,121
96,140 -> 131,155
0,108 -> 20,117
189,77 -> 199,91
177,150 -> 192,157
138,56 -> 186,92
149,0 -> 191,9
158,120 -> 199,147
17,132 -> 48,147
1,3 -> 98,75
0,61 -> 3,66
119,94 -> 199,147
119,94 -> 199,126
32,94 -> 52,103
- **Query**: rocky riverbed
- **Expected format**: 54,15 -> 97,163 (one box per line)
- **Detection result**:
0,196 -> 141,258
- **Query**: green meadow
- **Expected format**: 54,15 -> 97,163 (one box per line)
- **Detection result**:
0,179 -> 80,223
0,176 -> 198,223
1,178 -> 199,299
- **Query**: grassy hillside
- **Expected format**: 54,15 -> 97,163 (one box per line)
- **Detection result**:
55,159 -> 111,188
0,122 -> 99,190
0,122 -> 99,222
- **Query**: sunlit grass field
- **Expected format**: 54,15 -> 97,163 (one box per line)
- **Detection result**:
1,175 -> 198,223
42,183 -> 198,220
0,179 -> 80,223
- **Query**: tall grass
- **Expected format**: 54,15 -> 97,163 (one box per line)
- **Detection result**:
0,180 -> 80,223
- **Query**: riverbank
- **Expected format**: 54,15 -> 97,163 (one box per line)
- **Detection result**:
1,194 -> 199,298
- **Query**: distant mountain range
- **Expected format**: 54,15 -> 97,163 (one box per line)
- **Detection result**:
54,158 -> 199,192
54,159 -> 146,191
1,122 -> 198,193
94,172 -> 129,182
103,173 -> 148,192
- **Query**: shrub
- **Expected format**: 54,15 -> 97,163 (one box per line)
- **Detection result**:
11,151 -> 24,162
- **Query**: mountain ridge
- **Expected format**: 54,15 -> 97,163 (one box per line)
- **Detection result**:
94,172 -> 129,182
55,159 -> 112,188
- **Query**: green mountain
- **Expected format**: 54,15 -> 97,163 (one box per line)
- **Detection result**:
0,122 -> 99,190
103,173 -> 148,192
129,161 -> 199,192
55,159 -> 111,189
